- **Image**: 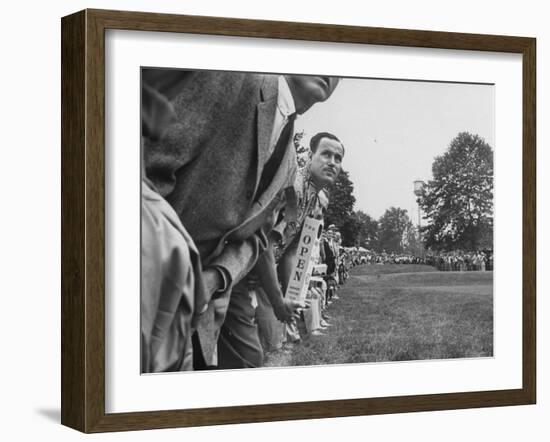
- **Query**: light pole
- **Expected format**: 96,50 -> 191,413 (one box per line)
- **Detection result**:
413,180 -> 425,257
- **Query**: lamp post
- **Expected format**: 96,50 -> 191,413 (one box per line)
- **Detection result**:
413,180 -> 425,257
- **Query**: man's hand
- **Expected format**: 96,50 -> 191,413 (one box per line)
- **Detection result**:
273,298 -> 303,324
195,268 -> 225,315
202,268 -> 223,299
309,286 -> 323,299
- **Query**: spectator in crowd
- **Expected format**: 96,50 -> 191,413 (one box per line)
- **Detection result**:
321,225 -> 338,305
144,71 -> 340,369
256,132 -> 345,351
140,70 -> 207,373
338,248 -> 348,285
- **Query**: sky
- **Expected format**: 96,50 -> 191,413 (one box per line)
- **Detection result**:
296,77 -> 494,222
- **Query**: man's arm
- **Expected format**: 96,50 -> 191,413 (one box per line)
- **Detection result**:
277,237 -> 298,293
206,224 -> 270,291
207,189 -> 291,294
254,243 -> 302,324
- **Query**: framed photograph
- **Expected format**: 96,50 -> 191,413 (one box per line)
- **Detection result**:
61,9 -> 536,433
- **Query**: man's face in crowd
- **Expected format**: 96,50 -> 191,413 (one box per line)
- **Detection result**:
309,137 -> 344,187
284,75 -> 340,114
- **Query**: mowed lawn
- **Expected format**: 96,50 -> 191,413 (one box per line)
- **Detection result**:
281,264 -> 493,367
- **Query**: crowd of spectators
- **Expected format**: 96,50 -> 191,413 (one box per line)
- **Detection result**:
334,249 -> 494,271
425,250 -> 493,271
140,69 -> 348,372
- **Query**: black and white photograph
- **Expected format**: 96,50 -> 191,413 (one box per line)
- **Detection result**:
2,0 -> 543,437
140,68 -> 494,374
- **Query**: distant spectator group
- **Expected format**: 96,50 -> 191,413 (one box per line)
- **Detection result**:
333,249 -> 493,272
425,250 -> 493,271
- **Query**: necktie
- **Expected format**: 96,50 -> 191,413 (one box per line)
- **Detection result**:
255,113 -> 296,199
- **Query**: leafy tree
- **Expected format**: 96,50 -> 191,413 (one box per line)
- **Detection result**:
293,130 -> 309,168
353,210 -> 379,250
402,220 -> 423,255
418,132 -> 493,251
324,170 -> 356,245
339,215 -> 360,248
378,207 -> 411,253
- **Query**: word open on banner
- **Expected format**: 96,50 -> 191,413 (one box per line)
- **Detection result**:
285,217 -> 323,303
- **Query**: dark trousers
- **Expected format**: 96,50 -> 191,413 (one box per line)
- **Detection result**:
217,281 -> 263,369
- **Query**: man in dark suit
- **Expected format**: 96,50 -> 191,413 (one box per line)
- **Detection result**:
144,70 -> 339,368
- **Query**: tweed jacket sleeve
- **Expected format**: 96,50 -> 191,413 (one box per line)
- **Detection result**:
208,224 -> 270,288
207,187 -> 289,288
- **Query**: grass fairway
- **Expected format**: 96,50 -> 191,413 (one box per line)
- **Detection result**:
268,264 -> 493,367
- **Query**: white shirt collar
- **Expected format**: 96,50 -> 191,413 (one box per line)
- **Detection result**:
277,76 -> 296,118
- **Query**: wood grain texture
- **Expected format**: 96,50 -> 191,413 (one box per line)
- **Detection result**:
88,8 -> 533,52
60,8 -> 537,433
61,10 -> 86,432
522,38 -> 536,404
85,9 -> 107,433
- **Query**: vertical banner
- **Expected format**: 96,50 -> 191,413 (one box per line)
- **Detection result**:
285,217 -> 323,303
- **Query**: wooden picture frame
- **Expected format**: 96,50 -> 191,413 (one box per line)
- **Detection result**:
61,8 -> 536,433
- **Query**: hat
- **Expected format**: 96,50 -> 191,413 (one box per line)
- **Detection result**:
327,224 -> 336,230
